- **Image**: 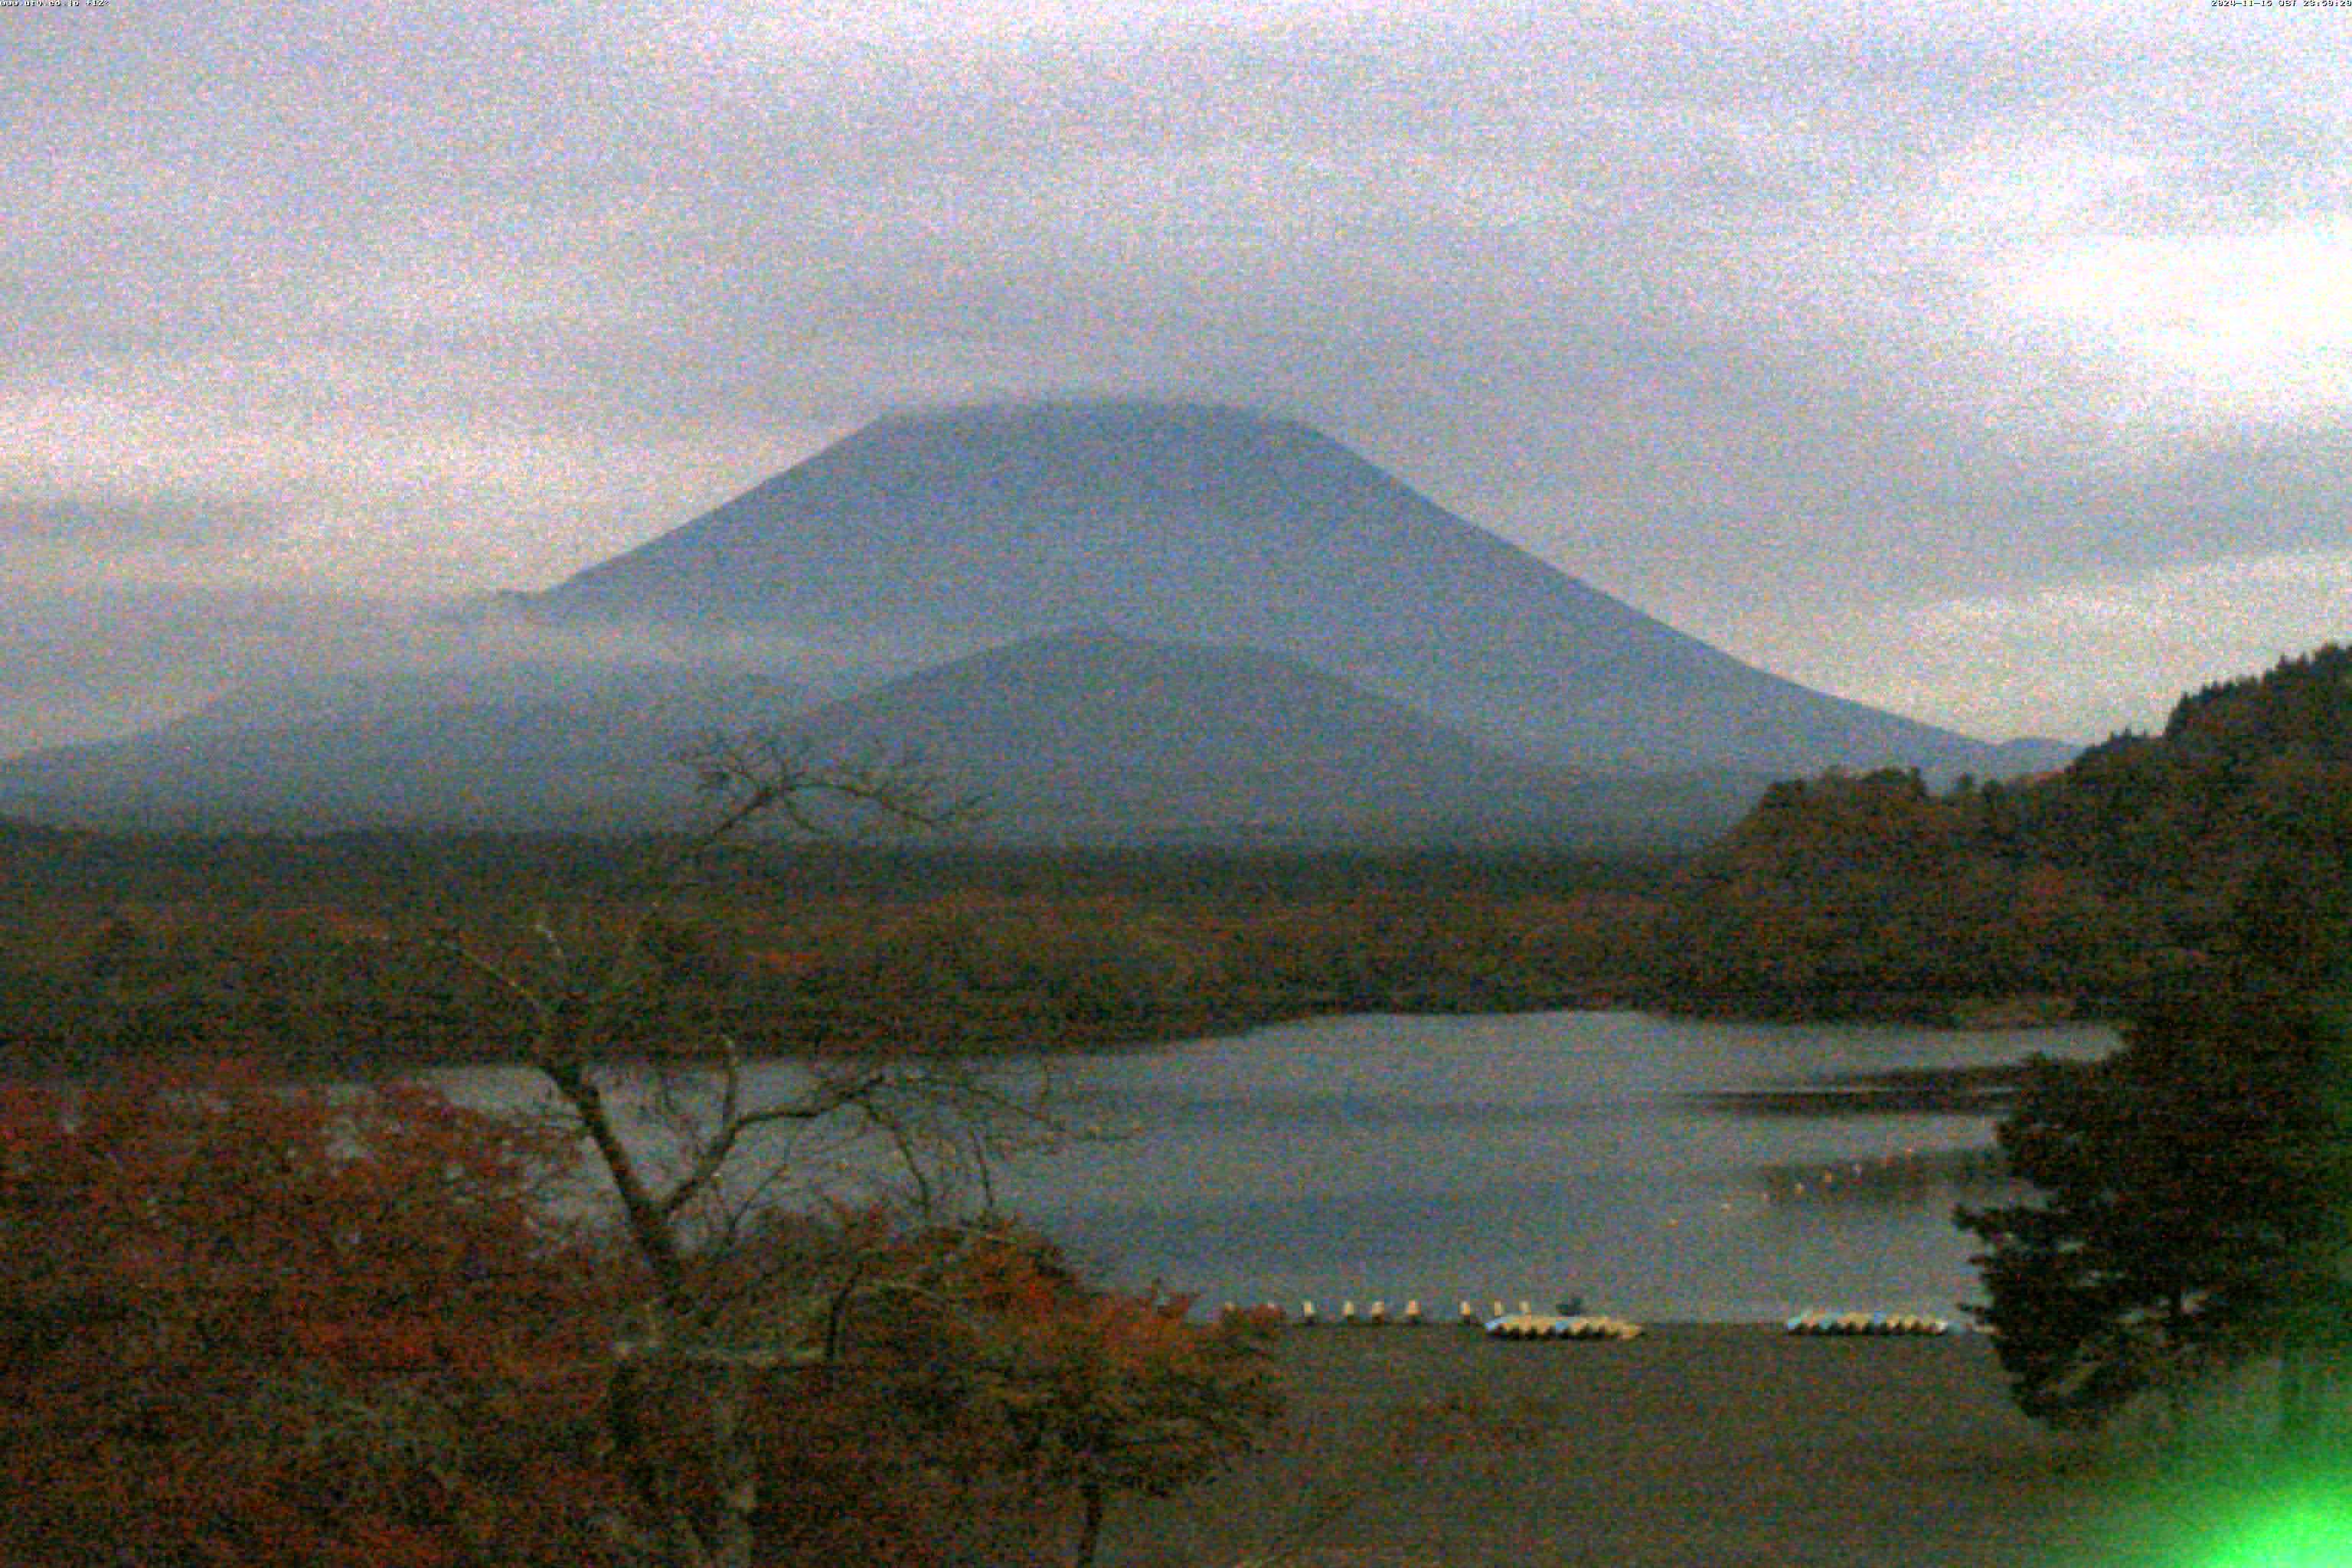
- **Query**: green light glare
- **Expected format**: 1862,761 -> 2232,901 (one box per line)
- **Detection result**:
2188,1488 -> 2352,1568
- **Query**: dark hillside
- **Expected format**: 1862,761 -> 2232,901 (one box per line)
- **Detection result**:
1649,645 -> 2352,1020
776,628 -> 1760,848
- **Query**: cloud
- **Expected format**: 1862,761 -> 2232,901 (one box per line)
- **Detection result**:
4,0 -> 2349,742
0,579 -> 919,763
0,586 -> 456,757
0,348 -> 825,595
1746,547 -> 2352,744
1998,217 -> 2352,425
3,493 -> 270,552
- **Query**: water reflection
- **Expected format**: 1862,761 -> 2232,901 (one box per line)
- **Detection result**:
423,1010 -> 2117,1323
984,1011 -> 2115,1322
1749,1145 -> 2011,1207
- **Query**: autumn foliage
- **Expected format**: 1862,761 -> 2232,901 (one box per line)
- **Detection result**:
1652,645 -> 2352,1020
0,1063 -> 1279,1566
0,839 -> 1663,1076
0,1060 -> 619,1566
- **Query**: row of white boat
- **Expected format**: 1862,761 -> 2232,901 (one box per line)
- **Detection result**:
1782,1311 -> 1953,1335
1214,1300 -> 1955,1338
1220,1298 -> 1599,1328
1484,1312 -> 1646,1341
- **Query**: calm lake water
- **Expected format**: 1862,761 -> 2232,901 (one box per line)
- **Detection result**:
429,1011 -> 2118,1324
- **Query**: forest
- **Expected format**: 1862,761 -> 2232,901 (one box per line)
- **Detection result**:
0,828 -> 1668,1075
1650,644 -> 2352,1023
8,646 -> 2351,1075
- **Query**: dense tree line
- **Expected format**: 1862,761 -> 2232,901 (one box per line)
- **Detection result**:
0,840 -> 1665,1074
1650,645 -> 2352,1022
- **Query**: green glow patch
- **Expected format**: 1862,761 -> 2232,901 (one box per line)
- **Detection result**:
2187,1488 -> 2352,1567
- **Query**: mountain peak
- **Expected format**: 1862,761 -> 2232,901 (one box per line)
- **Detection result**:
531,403 -> 2045,779
863,397 -> 1302,437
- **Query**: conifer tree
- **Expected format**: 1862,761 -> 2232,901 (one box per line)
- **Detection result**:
1960,953 -> 2352,1439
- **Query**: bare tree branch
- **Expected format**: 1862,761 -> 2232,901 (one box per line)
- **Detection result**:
420,731 -> 1057,1568
652,1054 -> 890,1223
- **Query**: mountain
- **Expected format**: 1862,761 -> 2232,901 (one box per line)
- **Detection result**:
533,400 -> 2063,779
777,628 -> 1763,846
0,400 -> 2075,841
0,662 -> 812,831
0,633 -> 1756,845
163,660 -> 808,739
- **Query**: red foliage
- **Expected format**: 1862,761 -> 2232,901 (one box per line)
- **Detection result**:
0,1060 -> 624,1566
0,1070 -> 1284,1568
703,1223 -> 1281,1566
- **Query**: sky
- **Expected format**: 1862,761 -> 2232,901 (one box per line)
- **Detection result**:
5,0 -> 2349,755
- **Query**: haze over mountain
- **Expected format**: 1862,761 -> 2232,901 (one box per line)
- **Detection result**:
0,632 -> 1758,844
534,401 -> 2073,780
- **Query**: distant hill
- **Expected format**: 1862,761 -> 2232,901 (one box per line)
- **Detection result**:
0,635 -> 1757,845
778,628 -> 1766,847
532,401 -> 2066,780
0,662 -> 812,831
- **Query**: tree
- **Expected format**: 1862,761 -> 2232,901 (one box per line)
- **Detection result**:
1958,958 -> 2352,1440
0,1058 -> 618,1566
942,1236 -> 1282,1566
2,735 -> 1284,1566
436,734 -> 1184,1566
0,1059 -> 1267,1568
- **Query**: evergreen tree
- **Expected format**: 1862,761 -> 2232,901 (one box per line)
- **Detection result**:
1959,956 -> 2352,1437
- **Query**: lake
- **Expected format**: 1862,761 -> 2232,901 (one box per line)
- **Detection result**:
428,1010 -> 2118,1325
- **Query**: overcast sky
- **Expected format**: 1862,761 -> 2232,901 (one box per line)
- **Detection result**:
5,0 -> 2348,754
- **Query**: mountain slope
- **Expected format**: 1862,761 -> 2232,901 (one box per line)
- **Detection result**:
0,662 -> 812,831
535,400 -> 2053,778
0,632 -> 1757,844
778,628 -> 1760,845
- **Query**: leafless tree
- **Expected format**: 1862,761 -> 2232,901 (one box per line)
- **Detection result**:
443,733 -> 1056,1568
